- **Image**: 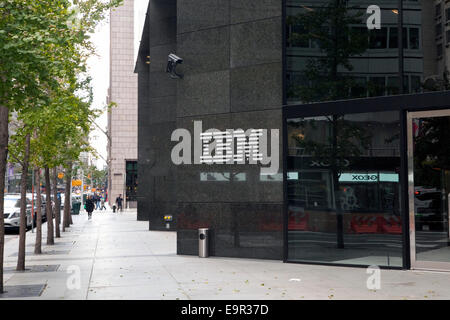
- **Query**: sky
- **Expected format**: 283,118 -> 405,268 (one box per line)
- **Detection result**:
87,0 -> 149,169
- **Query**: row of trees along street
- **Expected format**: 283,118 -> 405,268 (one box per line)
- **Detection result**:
0,0 -> 123,293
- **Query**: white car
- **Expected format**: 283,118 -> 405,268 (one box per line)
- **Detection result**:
4,194 -> 33,229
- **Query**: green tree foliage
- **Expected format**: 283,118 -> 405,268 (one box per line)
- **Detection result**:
0,0 -> 123,292
287,0 -> 368,102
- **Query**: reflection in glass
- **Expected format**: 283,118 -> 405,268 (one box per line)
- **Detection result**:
200,172 -> 246,182
287,111 -> 402,267
286,1 -> 447,104
126,161 -> 138,202
412,115 -> 450,264
260,173 -> 283,181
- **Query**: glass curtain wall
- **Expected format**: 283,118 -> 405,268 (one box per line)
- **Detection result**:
286,0 -> 448,106
284,0 -> 450,266
287,112 -> 402,266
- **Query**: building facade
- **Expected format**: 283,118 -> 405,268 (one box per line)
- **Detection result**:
136,0 -> 450,271
108,0 -> 138,209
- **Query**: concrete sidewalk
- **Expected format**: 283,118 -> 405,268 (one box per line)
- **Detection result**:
1,209 -> 449,300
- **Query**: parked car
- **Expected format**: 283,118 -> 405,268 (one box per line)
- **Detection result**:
414,187 -> 446,231
4,194 -> 33,230
26,193 -> 47,222
41,194 -> 55,219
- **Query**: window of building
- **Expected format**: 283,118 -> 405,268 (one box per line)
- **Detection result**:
350,77 -> 367,98
436,3 -> 442,18
437,43 -> 443,58
409,27 -> 420,49
388,27 -> 408,49
285,1 -> 445,104
287,22 -> 309,48
368,77 -> 386,97
436,23 -> 443,37
411,75 -> 422,93
387,76 -> 400,95
125,161 -> 138,202
369,27 -> 388,49
286,111 -> 402,267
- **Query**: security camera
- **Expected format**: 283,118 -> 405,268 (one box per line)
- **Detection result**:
168,53 -> 183,64
167,53 -> 184,79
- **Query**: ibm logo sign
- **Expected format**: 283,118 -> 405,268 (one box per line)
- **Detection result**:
171,121 -> 279,175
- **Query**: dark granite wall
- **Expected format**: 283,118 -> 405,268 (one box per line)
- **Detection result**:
137,0 -> 284,259
175,0 -> 284,259
137,0 -> 178,229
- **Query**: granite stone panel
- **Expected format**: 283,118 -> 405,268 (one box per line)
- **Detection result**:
230,17 -> 281,68
138,118 -> 176,222
149,17 -> 177,47
137,196 -> 152,221
149,0 -> 176,21
230,63 -> 282,112
177,202 -> 283,260
148,201 -> 178,230
153,176 -> 177,203
175,165 -> 282,203
150,71 -> 177,99
140,96 -> 176,125
149,44 -> 177,73
177,0 -> 230,34
177,26 -> 230,75
230,0 -> 282,24
177,70 -> 230,117
176,112 -> 232,131
141,122 -> 176,175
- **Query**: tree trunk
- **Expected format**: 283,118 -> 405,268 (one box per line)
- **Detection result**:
17,134 -> 31,271
52,167 -> 60,238
63,162 -> 72,231
34,168 -> 42,254
0,105 -> 9,293
44,167 -> 54,245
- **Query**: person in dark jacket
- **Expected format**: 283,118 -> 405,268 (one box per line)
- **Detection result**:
95,193 -> 101,210
115,194 -> 123,212
85,196 -> 95,220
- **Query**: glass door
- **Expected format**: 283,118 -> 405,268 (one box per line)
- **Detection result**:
407,110 -> 450,271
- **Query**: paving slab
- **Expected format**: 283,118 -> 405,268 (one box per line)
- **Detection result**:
3,264 -> 60,273
0,284 -> 46,299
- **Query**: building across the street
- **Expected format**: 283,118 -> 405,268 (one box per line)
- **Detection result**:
108,0 -> 138,210
135,0 -> 450,271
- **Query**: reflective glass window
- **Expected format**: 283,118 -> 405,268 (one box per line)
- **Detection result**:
287,111 -> 402,267
286,1 -> 448,104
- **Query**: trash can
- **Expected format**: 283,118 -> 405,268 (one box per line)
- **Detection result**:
71,202 -> 81,215
198,228 -> 209,258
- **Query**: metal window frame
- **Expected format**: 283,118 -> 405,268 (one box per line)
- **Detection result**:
407,109 -> 450,271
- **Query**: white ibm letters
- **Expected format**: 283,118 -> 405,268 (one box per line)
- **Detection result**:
171,121 -> 279,175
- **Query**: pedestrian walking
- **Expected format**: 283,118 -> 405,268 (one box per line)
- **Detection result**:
85,195 -> 95,220
115,194 -> 123,212
95,193 -> 101,210
100,196 -> 106,211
